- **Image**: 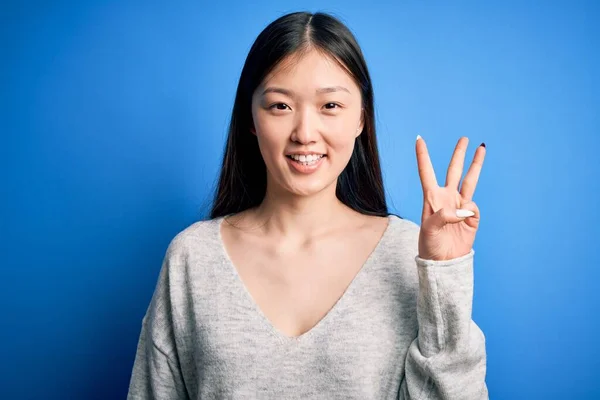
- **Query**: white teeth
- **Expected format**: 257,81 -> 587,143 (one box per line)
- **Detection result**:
290,154 -> 323,161
289,154 -> 324,165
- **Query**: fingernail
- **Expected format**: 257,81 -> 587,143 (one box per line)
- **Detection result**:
456,209 -> 475,218
480,142 -> 486,148
416,134 -> 422,141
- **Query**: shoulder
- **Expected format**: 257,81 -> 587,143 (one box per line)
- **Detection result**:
163,216 -> 225,262
387,214 -> 420,239
379,214 -> 421,258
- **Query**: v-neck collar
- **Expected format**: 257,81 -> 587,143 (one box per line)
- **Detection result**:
215,214 -> 394,344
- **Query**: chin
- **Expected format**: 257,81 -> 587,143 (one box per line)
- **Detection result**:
266,158 -> 340,198
286,182 -> 327,197
280,177 -> 335,198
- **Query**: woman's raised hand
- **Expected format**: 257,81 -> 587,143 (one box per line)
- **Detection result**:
415,136 -> 486,261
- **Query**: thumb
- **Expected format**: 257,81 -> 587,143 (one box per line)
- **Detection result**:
458,200 -> 480,229
424,206 -> 469,231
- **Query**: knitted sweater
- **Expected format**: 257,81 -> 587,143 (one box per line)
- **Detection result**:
127,214 -> 488,399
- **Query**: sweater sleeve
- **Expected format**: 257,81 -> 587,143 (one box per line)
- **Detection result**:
399,249 -> 489,399
127,244 -> 190,400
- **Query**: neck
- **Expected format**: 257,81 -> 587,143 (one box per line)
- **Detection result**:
252,180 -> 355,239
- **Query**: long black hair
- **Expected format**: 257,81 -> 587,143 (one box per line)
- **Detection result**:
210,11 -> 390,219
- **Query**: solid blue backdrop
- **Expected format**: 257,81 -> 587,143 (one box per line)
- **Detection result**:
2,0 -> 599,398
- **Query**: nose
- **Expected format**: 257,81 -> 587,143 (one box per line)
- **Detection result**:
291,108 -> 318,144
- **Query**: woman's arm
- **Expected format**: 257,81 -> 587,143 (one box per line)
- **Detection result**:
398,135 -> 488,398
399,250 -> 488,399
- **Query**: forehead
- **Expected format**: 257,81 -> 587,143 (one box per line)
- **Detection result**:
258,48 -> 359,94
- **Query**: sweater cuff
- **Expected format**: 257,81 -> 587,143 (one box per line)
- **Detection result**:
415,248 -> 475,268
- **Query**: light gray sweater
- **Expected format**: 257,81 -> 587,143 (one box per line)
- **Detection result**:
127,214 -> 488,399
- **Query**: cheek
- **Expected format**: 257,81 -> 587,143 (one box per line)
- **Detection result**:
254,120 -> 290,161
324,121 -> 358,154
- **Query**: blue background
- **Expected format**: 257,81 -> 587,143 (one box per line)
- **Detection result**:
3,0 -> 599,398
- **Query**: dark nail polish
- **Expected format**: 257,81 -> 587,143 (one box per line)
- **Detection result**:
480,142 -> 486,148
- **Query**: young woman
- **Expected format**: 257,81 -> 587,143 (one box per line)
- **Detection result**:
127,11 -> 488,400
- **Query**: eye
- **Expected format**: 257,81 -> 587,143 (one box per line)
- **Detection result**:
324,103 -> 341,110
269,103 -> 290,111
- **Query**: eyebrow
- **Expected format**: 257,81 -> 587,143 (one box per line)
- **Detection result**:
261,86 -> 351,97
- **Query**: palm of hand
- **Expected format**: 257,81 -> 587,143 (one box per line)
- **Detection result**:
416,136 -> 486,261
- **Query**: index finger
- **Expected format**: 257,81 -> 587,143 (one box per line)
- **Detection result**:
416,135 -> 438,191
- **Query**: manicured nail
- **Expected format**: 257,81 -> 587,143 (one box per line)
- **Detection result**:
456,209 -> 475,218
416,134 -> 422,141
480,142 -> 486,148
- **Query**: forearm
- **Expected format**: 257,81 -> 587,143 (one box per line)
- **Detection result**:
400,250 -> 488,399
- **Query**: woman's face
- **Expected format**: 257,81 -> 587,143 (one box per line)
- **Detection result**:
251,48 -> 364,198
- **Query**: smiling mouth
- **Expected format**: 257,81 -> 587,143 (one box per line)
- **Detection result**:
285,154 -> 327,166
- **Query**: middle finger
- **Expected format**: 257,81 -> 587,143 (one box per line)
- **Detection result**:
445,137 -> 469,189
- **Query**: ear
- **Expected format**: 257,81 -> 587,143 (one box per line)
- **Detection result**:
355,109 -> 365,138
